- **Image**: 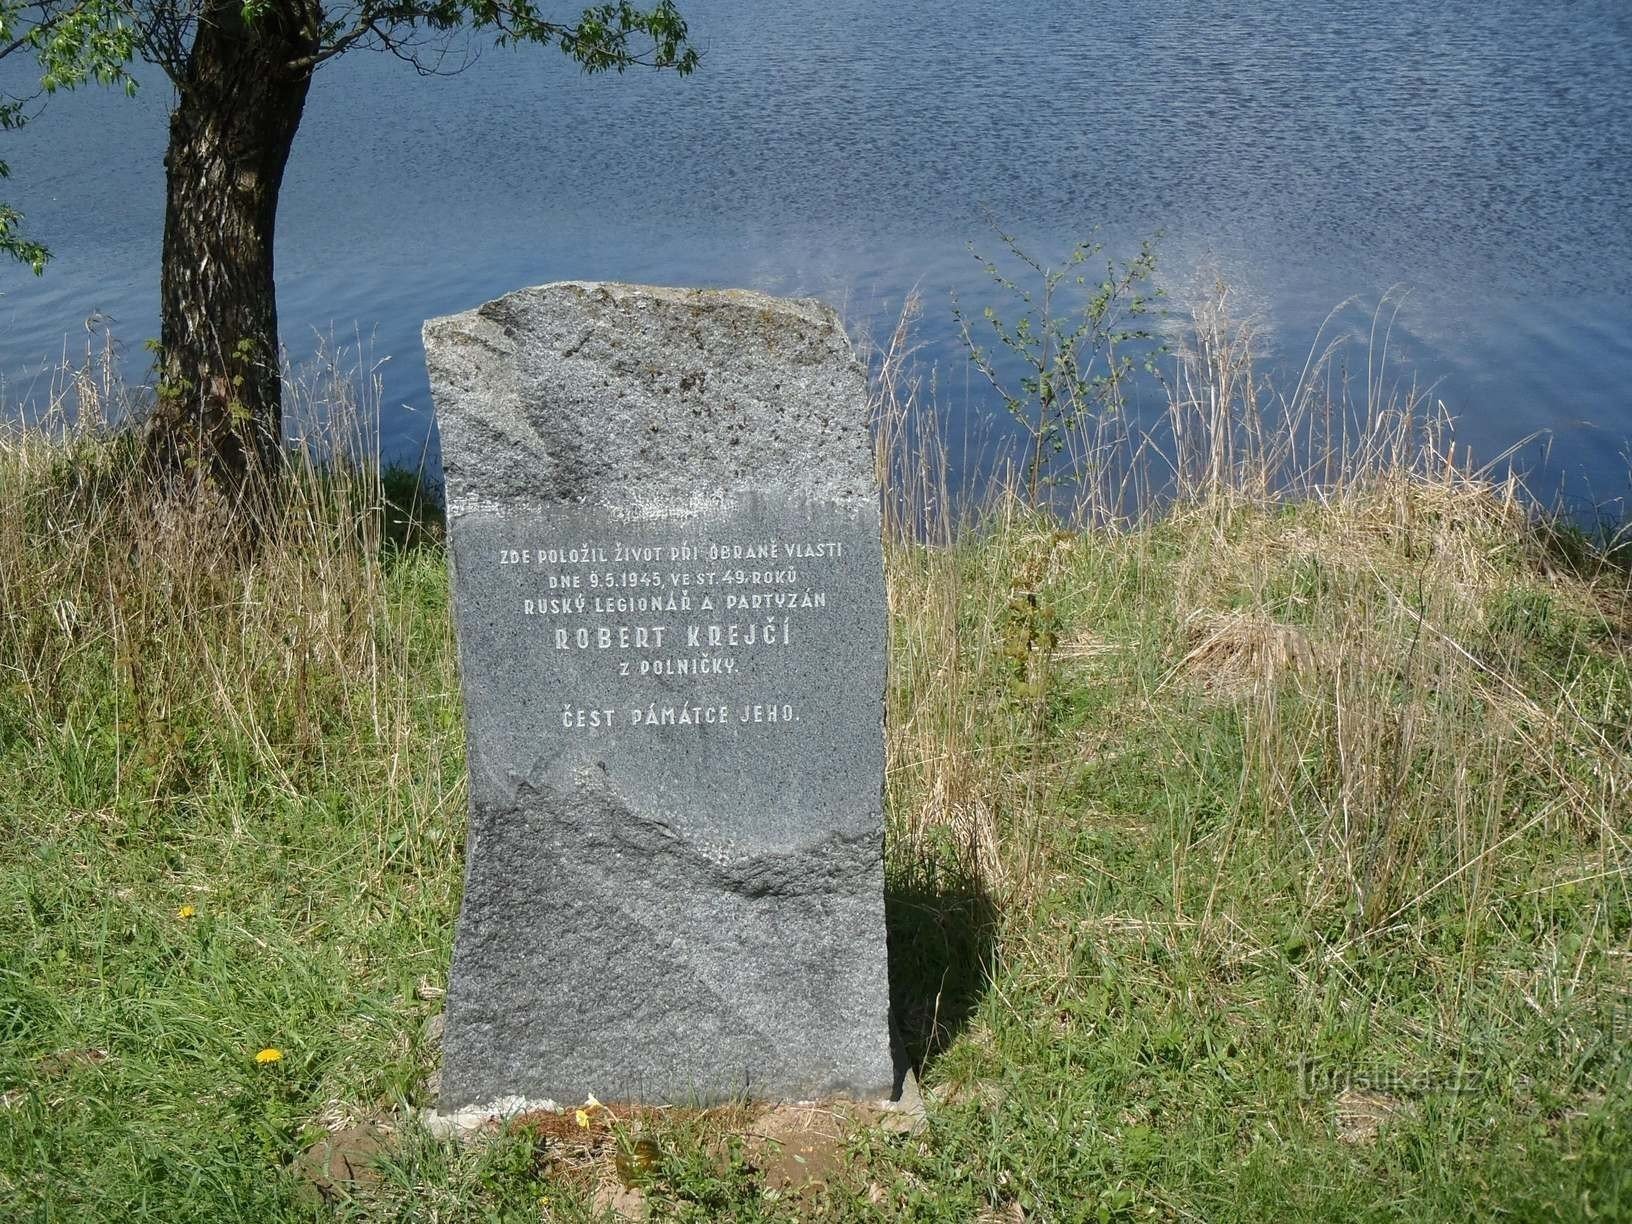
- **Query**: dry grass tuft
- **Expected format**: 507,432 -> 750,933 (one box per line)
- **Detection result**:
1333,1089 -> 1414,1145
1177,609 -> 1322,696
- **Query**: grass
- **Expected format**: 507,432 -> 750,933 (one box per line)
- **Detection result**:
2,297 -> 1630,1221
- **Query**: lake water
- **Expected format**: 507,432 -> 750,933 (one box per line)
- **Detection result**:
3,0 -> 1630,508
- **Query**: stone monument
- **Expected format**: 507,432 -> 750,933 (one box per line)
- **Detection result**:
422,282 -> 895,1112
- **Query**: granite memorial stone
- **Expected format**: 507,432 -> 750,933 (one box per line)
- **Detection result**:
422,281 -> 894,1110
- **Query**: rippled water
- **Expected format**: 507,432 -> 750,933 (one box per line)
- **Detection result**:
3,0 -> 1630,503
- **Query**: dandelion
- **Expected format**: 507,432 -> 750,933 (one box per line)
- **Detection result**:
574,1107 -> 591,1129
176,905 -> 196,919
254,1047 -> 283,1065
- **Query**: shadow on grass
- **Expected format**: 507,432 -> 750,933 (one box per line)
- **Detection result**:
1531,513 -> 1632,581
885,857 -> 1000,1088
380,463 -> 445,556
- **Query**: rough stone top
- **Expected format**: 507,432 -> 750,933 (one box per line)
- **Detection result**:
423,281 -> 875,518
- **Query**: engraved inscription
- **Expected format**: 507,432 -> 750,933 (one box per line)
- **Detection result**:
499,530 -> 845,733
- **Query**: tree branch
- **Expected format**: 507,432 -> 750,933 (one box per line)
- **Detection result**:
289,1 -> 696,76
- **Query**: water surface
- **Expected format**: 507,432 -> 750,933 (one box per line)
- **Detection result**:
3,0 -> 1629,504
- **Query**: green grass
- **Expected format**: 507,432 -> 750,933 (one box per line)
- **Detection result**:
873,488 -> 1632,1222
3,333 -> 1631,1218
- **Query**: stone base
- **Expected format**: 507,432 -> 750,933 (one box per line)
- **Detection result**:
419,1068 -> 924,1142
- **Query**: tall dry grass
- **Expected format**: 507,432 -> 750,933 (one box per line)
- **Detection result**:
0,337 -> 454,863
872,278 -> 1632,982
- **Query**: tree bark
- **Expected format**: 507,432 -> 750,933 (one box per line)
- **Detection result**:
146,2 -> 321,497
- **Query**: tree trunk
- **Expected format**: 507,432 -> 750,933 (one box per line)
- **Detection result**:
146,2 -> 320,498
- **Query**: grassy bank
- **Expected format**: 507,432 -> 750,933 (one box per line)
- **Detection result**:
2,314 -> 1630,1220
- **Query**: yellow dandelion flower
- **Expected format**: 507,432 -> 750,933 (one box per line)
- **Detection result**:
176,905 -> 196,919
574,1107 -> 591,1129
254,1047 -> 283,1065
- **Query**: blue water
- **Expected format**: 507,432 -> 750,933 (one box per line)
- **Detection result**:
3,1 -> 1630,505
